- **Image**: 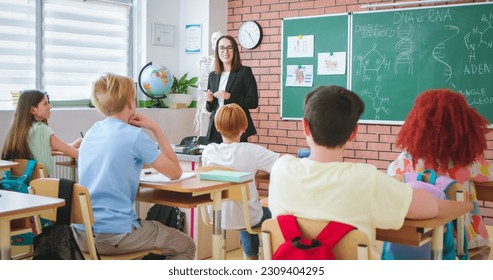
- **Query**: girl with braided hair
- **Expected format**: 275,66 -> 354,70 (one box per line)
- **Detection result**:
388,88 -> 493,250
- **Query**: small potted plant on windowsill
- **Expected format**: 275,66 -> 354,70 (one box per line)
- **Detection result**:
163,73 -> 198,108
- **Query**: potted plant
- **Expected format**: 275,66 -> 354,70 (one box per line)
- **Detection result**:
164,73 -> 198,108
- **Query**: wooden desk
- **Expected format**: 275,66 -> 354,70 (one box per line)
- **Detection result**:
475,181 -> 493,202
51,150 -> 77,180
0,190 -> 65,260
138,176 -> 250,260
376,200 -> 473,260
0,160 -> 18,172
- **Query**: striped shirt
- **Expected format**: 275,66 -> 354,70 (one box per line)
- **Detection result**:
28,122 -> 54,177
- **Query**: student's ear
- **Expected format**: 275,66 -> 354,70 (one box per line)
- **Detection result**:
302,118 -> 311,137
347,125 -> 358,142
30,106 -> 37,115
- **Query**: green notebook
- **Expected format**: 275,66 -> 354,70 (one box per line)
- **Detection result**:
199,170 -> 253,183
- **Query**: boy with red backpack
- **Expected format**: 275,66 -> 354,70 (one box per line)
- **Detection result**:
268,85 -> 439,259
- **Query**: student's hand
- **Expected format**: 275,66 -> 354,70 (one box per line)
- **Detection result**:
206,90 -> 214,102
128,113 -> 158,131
213,90 -> 231,100
71,137 -> 82,149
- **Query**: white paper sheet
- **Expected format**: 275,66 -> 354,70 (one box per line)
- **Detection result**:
140,172 -> 196,183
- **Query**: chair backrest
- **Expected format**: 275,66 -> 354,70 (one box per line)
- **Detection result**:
261,217 -> 370,260
29,178 -> 94,225
11,159 -> 48,180
180,136 -> 209,146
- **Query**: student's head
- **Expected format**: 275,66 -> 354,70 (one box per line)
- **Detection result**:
214,35 -> 242,74
1,89 -> 48,160
303,85 -> 365,148
397,89 -> 489,172
214,103 -> 248,140
92,73 -> 136,116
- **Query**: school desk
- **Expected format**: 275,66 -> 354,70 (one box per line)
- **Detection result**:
0,159 -> 18,172
474,181 -> 493,202
138,175 -> 251,260
51,150 -> 77,180
376,200 -> 473,260
0,189 -> 65,260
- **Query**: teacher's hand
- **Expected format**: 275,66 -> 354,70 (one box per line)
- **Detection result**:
206,90 -> 214,102
213,90 -> 231,100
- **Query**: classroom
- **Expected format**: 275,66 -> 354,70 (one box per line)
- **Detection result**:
1,0 -> 493,265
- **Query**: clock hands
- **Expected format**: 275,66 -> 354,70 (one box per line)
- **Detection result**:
244,29 -> 255,44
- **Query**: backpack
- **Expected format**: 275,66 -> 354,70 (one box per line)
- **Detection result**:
0,160 -> 50,245
273,215 -> 355,260
382,170 -> 468,260
145,204 -> 186,232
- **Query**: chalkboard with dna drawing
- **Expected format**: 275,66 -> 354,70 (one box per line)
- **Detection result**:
351,3 -> 493,124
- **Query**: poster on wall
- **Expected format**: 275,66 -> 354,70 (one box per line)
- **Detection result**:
317,52 -> 346,75
285,65 -> 313,87
287,35 -> 314,58
185,24 -> 202,54
152,23 -> 174,46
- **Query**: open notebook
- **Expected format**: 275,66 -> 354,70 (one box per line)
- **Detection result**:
140,172 -> 196,183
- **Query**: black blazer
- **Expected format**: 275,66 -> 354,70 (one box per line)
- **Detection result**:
206,66 -> 258,142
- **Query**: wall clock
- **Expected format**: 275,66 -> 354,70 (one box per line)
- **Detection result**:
237,21 -> 262,49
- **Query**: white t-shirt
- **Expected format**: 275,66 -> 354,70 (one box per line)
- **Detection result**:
218,72 -> 230,108
202,142 -> 279,229
268,155 -> 413,259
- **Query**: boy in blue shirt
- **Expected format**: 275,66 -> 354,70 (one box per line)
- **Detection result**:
74,73 -> 196,259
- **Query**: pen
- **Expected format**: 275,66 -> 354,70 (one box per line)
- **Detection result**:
144,171 -> 152,175
80,132 -> 84,138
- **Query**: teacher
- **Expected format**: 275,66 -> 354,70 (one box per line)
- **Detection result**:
205,35 -> 259,144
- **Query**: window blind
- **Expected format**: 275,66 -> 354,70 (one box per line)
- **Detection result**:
0,0 -> 36,108
43,0 -> 130,102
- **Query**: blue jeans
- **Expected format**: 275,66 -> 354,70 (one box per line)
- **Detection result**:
240,207 -> 271,257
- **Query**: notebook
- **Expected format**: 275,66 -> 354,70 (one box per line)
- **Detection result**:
199,170 -> 253,183
140,172 -> 196,183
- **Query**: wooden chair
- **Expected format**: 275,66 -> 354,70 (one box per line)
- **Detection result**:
261,217 -> 370,260
9,159 -> 48,259
29,178 -> 166,260
197,165 -> 262,259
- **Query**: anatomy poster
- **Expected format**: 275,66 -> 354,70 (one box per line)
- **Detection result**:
287,35 -> 314,58
286,65 -> 313,87
317,52 -> 346,75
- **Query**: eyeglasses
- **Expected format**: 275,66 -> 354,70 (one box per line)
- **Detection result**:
218,46 -> 233,53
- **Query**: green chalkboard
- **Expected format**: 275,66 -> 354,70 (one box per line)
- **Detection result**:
351,3 -> 493,123
281,14 -> 349,119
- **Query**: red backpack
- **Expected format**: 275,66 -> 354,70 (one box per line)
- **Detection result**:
273,215 -> 355,260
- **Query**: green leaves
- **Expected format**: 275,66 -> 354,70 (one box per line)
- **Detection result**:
171,73 -> 198,94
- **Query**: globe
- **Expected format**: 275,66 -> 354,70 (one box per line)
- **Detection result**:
137,62 -> 173,107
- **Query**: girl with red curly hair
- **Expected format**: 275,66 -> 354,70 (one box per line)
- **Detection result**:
388,89 -> 493,250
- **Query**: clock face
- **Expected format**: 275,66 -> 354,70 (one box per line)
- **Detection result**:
238,21 -> 262,49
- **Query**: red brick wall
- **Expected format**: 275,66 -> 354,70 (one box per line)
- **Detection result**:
227,0 -> 493,225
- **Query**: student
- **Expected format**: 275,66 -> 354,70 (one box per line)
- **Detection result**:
205,35 -> 259,144
268,85 -> 439,259
1,90 -> 81,177
202,103 -> 279,260
387,88 -> 493,250
73,73 -> 196,260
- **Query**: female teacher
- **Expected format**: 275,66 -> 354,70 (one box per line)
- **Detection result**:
205,35 -> 259,143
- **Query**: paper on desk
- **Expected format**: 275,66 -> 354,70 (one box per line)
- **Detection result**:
140,172 -> 196,183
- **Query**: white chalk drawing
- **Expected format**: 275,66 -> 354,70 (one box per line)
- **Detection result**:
464,13 -> 493,62
354,43 -> 391,82
432,25 -> 460,83
360,85 -> 390,120
394,23 -> 415,75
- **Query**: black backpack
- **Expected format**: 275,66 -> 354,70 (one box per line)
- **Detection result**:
145,205 -> 185,232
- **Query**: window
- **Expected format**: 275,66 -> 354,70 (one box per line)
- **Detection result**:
0,0 -> 132,109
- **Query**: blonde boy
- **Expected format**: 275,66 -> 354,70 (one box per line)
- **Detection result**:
74,73 -> 196,259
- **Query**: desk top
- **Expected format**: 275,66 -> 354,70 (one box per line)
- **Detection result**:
140,175 -> 250,194
0,160 -> 18,171
376,200 -> 472,246
175,153 -> 202,163
474,181 -> 493,202
0,190 -> 65,218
